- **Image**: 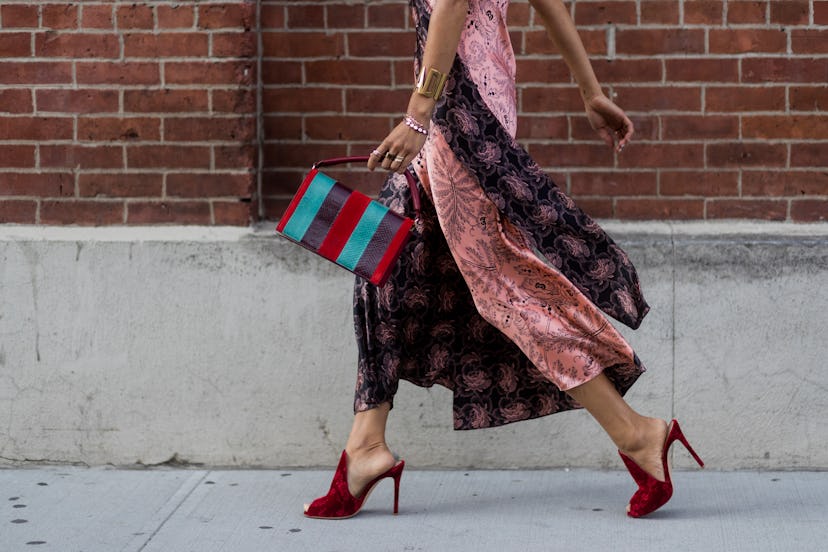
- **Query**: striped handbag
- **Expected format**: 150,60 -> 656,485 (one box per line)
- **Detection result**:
276,156 -> 422,287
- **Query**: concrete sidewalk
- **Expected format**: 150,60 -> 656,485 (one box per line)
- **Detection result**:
1,466 -> 826,551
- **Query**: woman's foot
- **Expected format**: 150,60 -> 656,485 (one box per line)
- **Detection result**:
303,443 -> 398,514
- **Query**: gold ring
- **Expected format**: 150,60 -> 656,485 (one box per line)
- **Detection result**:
385,152 -> 396,160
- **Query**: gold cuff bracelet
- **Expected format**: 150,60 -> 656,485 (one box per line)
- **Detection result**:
415,66 -> 449,100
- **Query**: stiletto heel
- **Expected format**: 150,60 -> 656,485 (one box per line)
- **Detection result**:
304,450 -> 405,519
619,419 -> 703,518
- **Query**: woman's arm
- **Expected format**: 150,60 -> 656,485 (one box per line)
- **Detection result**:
368,0 -> 469,173
529,0 -> 633,152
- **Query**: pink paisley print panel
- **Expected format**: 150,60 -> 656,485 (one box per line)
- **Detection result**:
426,127 -> 636,391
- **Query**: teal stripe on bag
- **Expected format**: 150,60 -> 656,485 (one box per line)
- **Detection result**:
281,172 -> 336,241
336,201 -> 388,270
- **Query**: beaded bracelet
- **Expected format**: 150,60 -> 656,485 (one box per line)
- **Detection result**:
404,114 -> 429,136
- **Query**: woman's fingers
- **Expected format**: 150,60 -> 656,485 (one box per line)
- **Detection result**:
367,122 -> 427,172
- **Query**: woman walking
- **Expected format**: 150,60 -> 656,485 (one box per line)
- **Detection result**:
304,0 -> 703,519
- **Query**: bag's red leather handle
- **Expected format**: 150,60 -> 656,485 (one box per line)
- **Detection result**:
312,156 -> 422,217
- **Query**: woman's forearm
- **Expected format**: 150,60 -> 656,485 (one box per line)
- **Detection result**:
407,0 -> 469,121
529,0 -> 602,102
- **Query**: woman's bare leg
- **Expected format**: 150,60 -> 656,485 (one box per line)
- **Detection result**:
343,402 -> 398,495
567,373 -> 669,482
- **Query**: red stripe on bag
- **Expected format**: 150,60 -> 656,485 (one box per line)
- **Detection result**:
276,168 -> 319,233
316,192 -> 372,260
369,217 -> 414,286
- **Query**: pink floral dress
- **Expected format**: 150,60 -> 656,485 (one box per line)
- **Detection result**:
353,0 -> 649,429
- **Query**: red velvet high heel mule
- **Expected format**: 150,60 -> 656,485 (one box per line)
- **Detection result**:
304,450 -> 405,519
619,419 -> 704,518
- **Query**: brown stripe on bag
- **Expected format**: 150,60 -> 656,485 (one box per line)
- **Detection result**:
353,209 -> 405,281
301,181 -> 352,250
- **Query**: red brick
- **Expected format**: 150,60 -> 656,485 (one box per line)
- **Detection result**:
660,171 -> 739,196
348,31 -> 411,57
529,143 -> 615,168
569,114 -> 659,142
709,29 -> 786,54
0,62 -> 73,85
262,198 -> 291,220
77,62 -> 160,85
79,174 -> 162,198
127,146 -> 211,169
305,115 -> 391,141
662,115 -> 739,140
0,89 -> 33,113
305,60 -> 393,86
743,171 -> 828,196
0,33 -> 33,57
515,59 -> 571,84
157,5 -> 195,29
521,86 -> 585,112
791,200 -> 828,222
593,59 -> 663,83
570,172 -> 657,196
264,87 -> 341,113
366,4 -> 404,28
614,86 -> 701,112
117,4 -> 153,29
684,1 -> 724,24
571,198 -> 614,219
261,5 -> 285,29
706,86 -> 785,112
526,29 -> 606,55
42,4 -> 79,29
666,58 -> 738,82
124,89 -> 208,113
707,142 -> 787,167
616,29 -> 704,55
707,199 -> 787,221
264,115 -> 302,140
0,4 -> 39,28
507,2 -> 532,26
164,61 -> 254,85
82,4 -> 114,29
641,1 -> 679,23
516,115 -> 568,140
40,145 -> 124,169
212,88 -> 256,114
0,173 -> 74,197
770,1 -> 810,24
212,32 -> 257,58
167,173 -> 253,198
0,200 -> 37,224
791,143 -> 828,167
198,3 -> 255,30
0,146 -> 36,168
213,201 -> 252,225
214,144 -> 257,170
35,32 -> 120,58
344,88 -> 411,113
742,115 -> 828,140
817,2 -> 828,24
743,58 -> 828,83
165,116 -> 255,142
790,86 -> 828,111
127,201 -> 211,224
261,61 -> 303,84
791,30 -> 828,54
265,143 -> 347,169
727,1 -> 767,24
616,199 -> 705,220
37,89 -> 119,114
0,116 -> 72,140
573,1 -> 637,25
78,117 -> 160,142
618,144 -> 705,169
41,200 -> 124,225
287,4 -> 324,28
124,32 -> 209,58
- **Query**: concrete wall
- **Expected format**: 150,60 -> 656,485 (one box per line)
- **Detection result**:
1,222 -> 827,470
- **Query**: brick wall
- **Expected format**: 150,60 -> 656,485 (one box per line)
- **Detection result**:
0,1 -> 257,225
264,0 -> 828,223
2,1 -> 827,225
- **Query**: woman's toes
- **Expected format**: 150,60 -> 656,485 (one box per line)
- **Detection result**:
303,503 -> 310,513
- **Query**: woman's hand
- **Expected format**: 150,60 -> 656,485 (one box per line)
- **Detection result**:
585,94 -> 634,153
367,118 -> 428,174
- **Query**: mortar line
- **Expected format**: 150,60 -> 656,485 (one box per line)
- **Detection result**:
256,0 -> 265,220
